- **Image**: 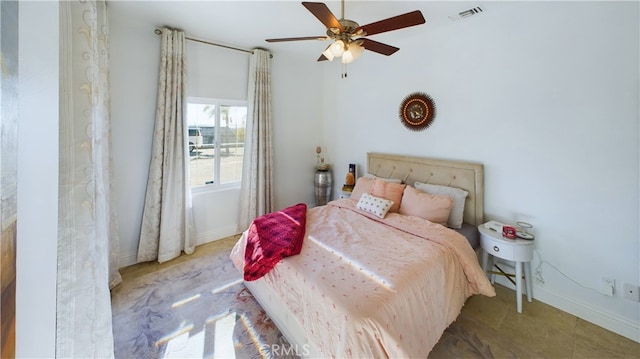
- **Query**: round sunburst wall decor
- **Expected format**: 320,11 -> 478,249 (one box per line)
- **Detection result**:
399,92 -> 436,131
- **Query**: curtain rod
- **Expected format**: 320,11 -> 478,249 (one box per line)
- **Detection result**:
154,28 -> 272,58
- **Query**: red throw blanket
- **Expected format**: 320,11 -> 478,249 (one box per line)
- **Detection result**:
244,203 -> 307,281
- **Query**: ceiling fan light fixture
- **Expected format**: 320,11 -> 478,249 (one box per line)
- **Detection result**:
330,40 -> 345,57
338,40 -> 364,64
341,50 -> 354,64
322,46 -> 335,61
349,41 -> 364,59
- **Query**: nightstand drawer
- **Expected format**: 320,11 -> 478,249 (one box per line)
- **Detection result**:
484,240 -> 514,260
478,226 -> 535,262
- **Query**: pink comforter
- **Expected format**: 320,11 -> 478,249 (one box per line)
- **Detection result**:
231,199 -> 495,358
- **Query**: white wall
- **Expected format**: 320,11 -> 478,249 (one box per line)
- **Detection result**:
109,8 -> 161,267
109,6 -> 324,266
16,2 -> 58,357
322,1 -> 639,341
270,50 -> 326,210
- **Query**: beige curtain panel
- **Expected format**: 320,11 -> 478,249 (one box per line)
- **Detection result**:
137,27 -> 196,263
239,48 -> 275,231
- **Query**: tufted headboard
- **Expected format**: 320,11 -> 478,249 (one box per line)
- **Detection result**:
367,152 -> 484,226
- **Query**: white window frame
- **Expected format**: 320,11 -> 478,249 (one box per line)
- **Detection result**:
187,97 -> 247,193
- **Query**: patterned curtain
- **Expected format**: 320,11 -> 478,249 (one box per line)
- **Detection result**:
137,28 -> 196,263
238,49 -> 274,230
57,0 -> 120,356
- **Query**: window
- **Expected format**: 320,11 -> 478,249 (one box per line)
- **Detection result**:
187,98 -> 247,188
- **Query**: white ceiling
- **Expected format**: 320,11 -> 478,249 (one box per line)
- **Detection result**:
108,1 -> 503,57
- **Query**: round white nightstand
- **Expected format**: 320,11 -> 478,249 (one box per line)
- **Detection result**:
478,223 -> 535,313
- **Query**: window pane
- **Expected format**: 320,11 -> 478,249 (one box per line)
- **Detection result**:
219,105 -> 246,184
187,103 -> 216,187
186,101 -> 246,188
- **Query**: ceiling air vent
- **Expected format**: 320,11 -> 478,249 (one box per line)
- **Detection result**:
448,6 -> 484,21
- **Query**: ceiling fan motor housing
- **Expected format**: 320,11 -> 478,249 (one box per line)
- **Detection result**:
327,19 -> 363,48
335,19 -> 360,33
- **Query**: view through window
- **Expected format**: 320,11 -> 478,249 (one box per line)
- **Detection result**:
187,99 -> 247,188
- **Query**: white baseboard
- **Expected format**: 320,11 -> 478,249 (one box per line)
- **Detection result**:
118,225 -> 240,268
195,225 -> 239,246
533,285 -> 639,343
119,250 -> 138,268
493,276 -> 640,343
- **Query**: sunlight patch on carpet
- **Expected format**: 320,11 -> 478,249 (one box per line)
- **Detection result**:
212,278 -> 243,295
171,293 -> 201,309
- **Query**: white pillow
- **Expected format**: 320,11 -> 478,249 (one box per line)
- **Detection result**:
414,182 -> 468,228
364,173 -> 403,184
356,193 -> 394,219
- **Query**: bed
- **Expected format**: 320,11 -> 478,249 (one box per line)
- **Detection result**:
230,153 -> 495,358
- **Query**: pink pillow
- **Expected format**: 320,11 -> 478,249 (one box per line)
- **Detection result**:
350,177 -> 374,202
371,179 -> 406,213
398,186 -> 454,225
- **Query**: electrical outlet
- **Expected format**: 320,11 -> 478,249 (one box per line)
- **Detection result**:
600,277 -> 615,296
623,283 -> 640,302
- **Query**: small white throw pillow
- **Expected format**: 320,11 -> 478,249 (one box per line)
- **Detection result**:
356,193 -> 394,218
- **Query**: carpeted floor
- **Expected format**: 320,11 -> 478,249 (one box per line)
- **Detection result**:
111,236 -> 288,358
112,236 -> 639,358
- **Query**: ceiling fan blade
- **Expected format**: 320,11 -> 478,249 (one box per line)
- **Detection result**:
356,10 -> 426,36
266,36 -> 328,42
360,38 -> 399,56
317,54 -> 329,61
302,2 -> 344,31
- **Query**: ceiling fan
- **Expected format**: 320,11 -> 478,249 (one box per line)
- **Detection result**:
266,1 -> 426,64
